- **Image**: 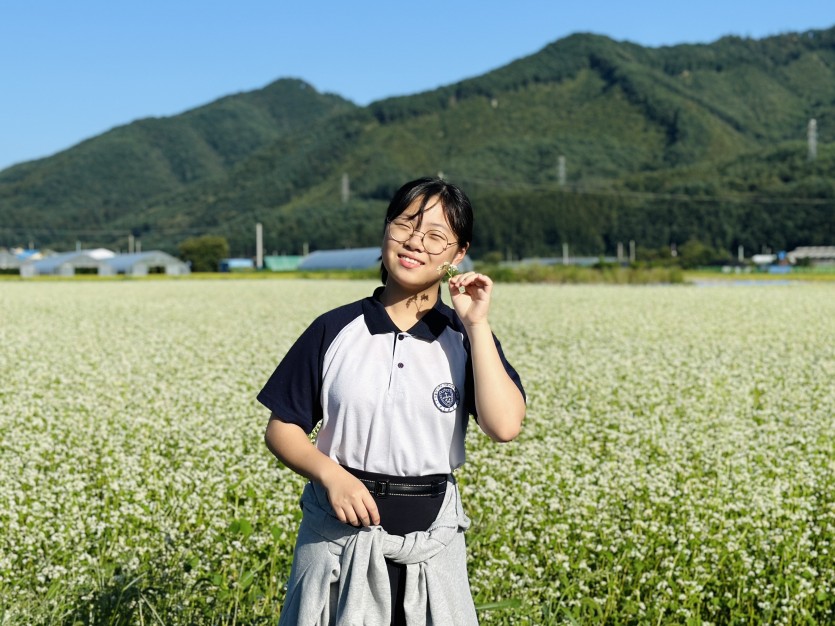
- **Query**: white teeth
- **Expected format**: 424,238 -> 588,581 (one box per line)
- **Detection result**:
399,255 -> 423,266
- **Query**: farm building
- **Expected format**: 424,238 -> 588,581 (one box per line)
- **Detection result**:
0,249 -> 21,271
297,247 -> 476,272
787,246 -> 835,266
100,251 -> 190,276
20,248 -> 115,277
264,255 -> 304,272
20,249 -> 189,277
219,258 -> 255,272
298,247 -> 382,271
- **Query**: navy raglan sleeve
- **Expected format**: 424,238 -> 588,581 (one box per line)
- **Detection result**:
257,317 -> 327,434
464,332 -> 526,419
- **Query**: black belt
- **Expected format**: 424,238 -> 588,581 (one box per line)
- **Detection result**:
357,477 -> 447,498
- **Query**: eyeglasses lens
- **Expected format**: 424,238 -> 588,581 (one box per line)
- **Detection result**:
389,222 -> 449,254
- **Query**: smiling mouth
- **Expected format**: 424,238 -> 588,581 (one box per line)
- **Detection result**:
398,254 -> 424,268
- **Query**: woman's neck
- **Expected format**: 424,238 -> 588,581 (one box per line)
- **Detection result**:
379,282 -> 440,331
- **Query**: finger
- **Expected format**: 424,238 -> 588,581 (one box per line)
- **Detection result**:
463,274 -> 492,291
450,272 -> 477,289
362,495 -> 381,526
455,275 -> 483,290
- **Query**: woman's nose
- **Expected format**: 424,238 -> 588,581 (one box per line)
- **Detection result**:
405,231 -> 425,250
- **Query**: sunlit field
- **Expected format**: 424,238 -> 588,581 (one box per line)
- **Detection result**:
1,280 -> 833,625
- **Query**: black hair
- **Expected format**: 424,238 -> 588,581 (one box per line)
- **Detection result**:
380,177 -> 474,284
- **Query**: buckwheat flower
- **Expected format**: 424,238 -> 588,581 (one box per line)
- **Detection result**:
436,261 -> 459,280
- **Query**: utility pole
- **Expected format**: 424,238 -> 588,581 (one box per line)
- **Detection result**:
341,173 -> 350,204
557,156 -> 566,187
562,242 -> 569,265
629,240 -> 636,263
808,119 -> 818,161
255,223 -> 263,270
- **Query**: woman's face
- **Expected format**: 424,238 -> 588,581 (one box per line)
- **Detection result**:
381,195 -> 467,291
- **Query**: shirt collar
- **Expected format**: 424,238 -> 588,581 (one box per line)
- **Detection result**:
362,286 -> 453,342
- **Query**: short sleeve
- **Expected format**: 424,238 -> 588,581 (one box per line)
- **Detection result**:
257,318 -> 327,434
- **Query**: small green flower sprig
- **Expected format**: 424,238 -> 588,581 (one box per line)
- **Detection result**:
437,261 -> 460,281
438,261 -> 467,293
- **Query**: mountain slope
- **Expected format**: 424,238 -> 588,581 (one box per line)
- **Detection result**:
1,27 -> 834,256
0,79 -> 355,233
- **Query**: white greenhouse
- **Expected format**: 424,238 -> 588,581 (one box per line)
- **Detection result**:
100,251 -> 190,276
20,249 -> 190,277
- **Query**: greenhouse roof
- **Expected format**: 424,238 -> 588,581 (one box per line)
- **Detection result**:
298,247 -> 381,270
28,249 -> 115,273
103,251 -> 186,272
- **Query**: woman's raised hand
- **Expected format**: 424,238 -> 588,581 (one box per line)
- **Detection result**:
448,272 -> 493,328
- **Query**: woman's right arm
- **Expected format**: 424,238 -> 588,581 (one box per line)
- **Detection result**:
264,415 -> 380,527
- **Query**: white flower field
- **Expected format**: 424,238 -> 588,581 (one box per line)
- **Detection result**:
1,279 -> 833,625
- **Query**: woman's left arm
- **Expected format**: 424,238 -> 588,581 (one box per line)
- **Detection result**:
449,272 -> 526,442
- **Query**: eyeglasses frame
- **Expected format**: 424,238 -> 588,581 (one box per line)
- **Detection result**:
386,218 -> 459,255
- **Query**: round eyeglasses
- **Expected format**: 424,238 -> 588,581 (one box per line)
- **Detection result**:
387,220 -> 458,255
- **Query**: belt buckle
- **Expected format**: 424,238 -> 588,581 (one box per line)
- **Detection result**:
374,480 -> 389,498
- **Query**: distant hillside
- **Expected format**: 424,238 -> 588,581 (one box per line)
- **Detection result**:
1,27 -> 834,257
0,79 -> 355,241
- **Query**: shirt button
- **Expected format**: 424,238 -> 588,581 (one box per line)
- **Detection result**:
398,334 -> 405,340
397,363 -> 404,368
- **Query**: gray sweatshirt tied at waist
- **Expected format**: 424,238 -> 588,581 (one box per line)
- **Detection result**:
277,476 -> 479,626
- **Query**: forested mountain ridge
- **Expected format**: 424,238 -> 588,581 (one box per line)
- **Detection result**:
0,79 -> 355,237
2,27 -> 834,258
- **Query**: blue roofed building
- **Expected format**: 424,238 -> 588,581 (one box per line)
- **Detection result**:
298,247 -> 382,271
219,258 -> 255,272
296,247 -> 475,273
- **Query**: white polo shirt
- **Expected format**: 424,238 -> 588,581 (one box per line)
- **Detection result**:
258,287 -> 524,476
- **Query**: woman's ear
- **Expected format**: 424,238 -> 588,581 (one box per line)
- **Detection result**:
453,244 -> 469,266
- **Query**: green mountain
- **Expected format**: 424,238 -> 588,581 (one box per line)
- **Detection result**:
2,27 -> 834,258
0,79 -> 356,243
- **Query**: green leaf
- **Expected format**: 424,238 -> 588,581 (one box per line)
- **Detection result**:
239,570 -> 255,590
475,598 -> 521,611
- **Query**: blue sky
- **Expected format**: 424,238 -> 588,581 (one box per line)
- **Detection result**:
2,0 -> 834,171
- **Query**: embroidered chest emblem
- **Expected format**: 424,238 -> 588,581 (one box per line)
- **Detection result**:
432,383 -> 460,413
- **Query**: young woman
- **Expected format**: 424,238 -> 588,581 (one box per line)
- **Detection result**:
260,177 -> 526,625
